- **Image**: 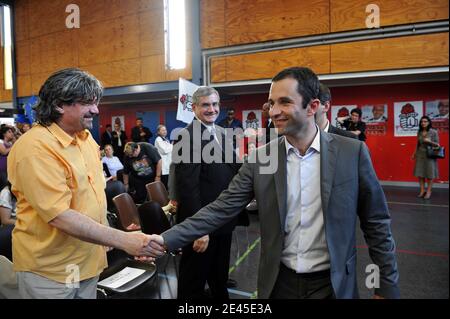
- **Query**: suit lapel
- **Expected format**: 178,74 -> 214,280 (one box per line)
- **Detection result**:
274,138 -> 287,230
320,131 -> 337,221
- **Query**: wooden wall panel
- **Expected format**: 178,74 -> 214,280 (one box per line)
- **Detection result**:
13,0 -> 193,98
14,0 -> 30,42
331,33 -> 449,73
211,57 -> 227,83
84,58 -> 141,87
139,10 -> 164,56
78,14 -> 140,66
15,40 -> 31,76
331,0 -> 449,33
201,0 -> 226,49
211,45 -> 330,83
28,0 -> 67,39
16,75 -> 31,98
225,0 -> 330,46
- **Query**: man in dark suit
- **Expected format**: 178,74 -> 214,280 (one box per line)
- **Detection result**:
131,117 -> 153,143
146,67 -> 399,299
100,124 -> 113,147
171,86 -> 241,299
316,84 -> 356,139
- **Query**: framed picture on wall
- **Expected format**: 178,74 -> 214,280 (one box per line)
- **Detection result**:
426,99 -> 449,133
112,116 -> 125,131
394,101 -> 423,137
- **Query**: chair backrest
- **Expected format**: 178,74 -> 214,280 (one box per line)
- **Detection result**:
145,181 -> 169,207
105,180 -> 126,213
112,193 -> 141,231
138,201 -> 171,235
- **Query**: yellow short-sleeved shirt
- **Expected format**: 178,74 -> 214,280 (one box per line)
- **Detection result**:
7,123 -> 108,283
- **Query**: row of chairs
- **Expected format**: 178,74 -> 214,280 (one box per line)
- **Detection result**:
97,181 -> 175,298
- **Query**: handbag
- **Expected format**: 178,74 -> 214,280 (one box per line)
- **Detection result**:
426,146 -> 445,159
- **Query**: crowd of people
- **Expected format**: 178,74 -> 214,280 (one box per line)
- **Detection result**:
0,65 -> 444,300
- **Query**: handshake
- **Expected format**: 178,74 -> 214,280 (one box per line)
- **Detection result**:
122,233 -> 167,262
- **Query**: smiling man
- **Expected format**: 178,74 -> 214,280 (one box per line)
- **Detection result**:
7,68 -> 164,299
171,86 -> 242,299
150,67 -> 400,299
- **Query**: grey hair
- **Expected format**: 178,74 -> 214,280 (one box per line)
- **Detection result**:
156,124 -> 166,133
34,68 -> 103,126
192,86 -> 220,105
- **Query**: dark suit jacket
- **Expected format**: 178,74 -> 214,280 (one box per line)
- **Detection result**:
173,119 -> 241,235
101,131 -> 113,147
131,126 -> 153,143
163,131 -> 399,299
329,124 -> 357,139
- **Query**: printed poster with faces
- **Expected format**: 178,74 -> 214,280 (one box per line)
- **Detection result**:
330,105 -> 357,129
425,99 -> 449,133
361,104 -> 388,136
394,101 -> 423,136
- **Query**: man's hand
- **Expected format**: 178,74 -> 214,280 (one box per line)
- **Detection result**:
373,294 -> 385,299
135,234 -> 166,262
125,233 -> 165,261
193,235 -> 209,253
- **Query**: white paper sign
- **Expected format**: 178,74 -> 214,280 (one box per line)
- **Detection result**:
177,78 -> 199,124
98,267 -> 146,289
394,101 -> 423,137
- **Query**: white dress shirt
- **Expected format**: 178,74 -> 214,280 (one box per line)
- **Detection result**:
101,155 -> 124,177
281,127 -> 330,273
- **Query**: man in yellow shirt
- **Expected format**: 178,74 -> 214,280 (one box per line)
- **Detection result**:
7,68 -> 164,299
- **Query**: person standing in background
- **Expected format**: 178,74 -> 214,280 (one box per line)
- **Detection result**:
412,116 -> 440,199
101,124 -> 113,148
337,108 -> 367,141
131,118 -> 153,143
154,125 -> 173,191
111,122 -> 127,162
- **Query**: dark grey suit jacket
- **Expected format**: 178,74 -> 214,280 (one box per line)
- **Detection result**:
162,131 -> 399,299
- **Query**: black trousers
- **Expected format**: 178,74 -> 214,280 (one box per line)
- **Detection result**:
177,233 -> 232,299
129,175 -> 153,203
270,263 -> 335,299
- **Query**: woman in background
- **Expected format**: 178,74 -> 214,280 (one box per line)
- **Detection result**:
102,144 -> 124,181
412,116 -> 440,199
154,125 -> 172,190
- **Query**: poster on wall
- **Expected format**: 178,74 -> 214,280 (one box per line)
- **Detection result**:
362,104 -> 388,136
330,105 -> 357,129
394,101 -> 423,137
425,99 -> 449,133
112,116 -> 125,131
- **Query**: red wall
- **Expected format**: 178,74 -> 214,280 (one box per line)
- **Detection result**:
99,81 -> 449,184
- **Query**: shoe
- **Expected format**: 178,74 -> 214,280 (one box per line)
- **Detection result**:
423,192 -> 432,200
417,192 -> 426,198
227,278 -> 237,288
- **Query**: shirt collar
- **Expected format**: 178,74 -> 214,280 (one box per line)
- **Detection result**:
323,120 -> 330,133
284,125 -> 321,156
46,123 -> 90,148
